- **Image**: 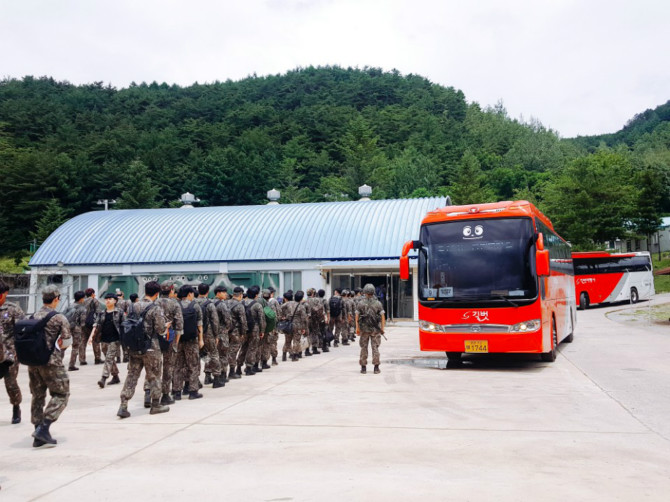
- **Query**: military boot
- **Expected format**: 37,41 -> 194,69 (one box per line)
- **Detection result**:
204,372 -> 213,385
282,352 -> 287,362
262,360 -> 271,369
254,362 -> 263,373
272,356 -> 278,366
172,391 -> 182,401
244,365 -> 255,376
32,419 -> 57,445
312,346 -> 321,355
11,405 -> 21,424
144,389 -> 151,408
374,365 -> 380,374
109,375 -> 121,385
188,390 -> 203,400
360,365 -> 367,374
235,365 -> 243,376
117,404 -> 131,419
342,340 -> 350,346
305,348 -> 312,356
149,399 -> 170,415
212,375 -> 226,388
98,376 -> 107,389
322,345 -> 330,353
161,393 -> 175,405
229,367 -> 241,379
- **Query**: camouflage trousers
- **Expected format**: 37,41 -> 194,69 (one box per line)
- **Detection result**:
228,331 -> 242,369
262,331 -> 278,360
309,322 -> 323,348
359,332 -> 382,366
80,326 -> 102,362
203,333 -> 222,377
3,357 -> 22,406
101,341 -> 120,378
161,345 -> 177,394
329,319 -> 348,343
28,363 -> 69,425
174,339 -> 200,393
292,330 -> 307,355
68,330 -> 82,368
216,338 -> 229,376
257,333 -> 269,362
282,332 -> 294,355
91,330 -> 103,361
237,331 -> 259,367
120,339 -> 162,404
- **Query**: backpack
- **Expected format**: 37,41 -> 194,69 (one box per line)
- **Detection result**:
310,298 -> 325,322
181,303 -> 198,341
200,299 -> 212,334
329,296 -> 342,318
244,300 -> 256,332
263,304 -> 277,334
64,306 -> 79,328
358,300 -> 381,331
14,311 -> 59,366
120,304 -> 155,354
84,302 -> 96,329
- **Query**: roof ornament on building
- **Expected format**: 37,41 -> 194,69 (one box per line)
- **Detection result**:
358,184 -> 372,201
267,188 -> 280,205
179,192 -> 200,209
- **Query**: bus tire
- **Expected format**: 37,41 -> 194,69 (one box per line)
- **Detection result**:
446,352 -> 462,361
540,320 -> 557,362
579,292 -> 589,310
630,288 -> 639,304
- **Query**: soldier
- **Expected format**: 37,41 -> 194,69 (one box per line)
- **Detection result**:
173,285 -> 204,400
227,287 -> 248,378
117,281 -> 169,418
328,289 -> 347,347
90,293 -> 123,388
213,286 -> 233,379
290,290 -> 309,361
355,283 -> 386,375
0,280 -> 25,424
115,290 -> 131,363
266,287 -> 281,365
352,287 -> 363,341
258,289 -> 276,369
239,286 -> 266,375
306,288 -> 325,355
279,291 -> 295,362
29,285 -> 72,447
66,291 -> 86,371
155,281 -> 183,405
318,289 -> 330,352
197,283 -> 225,388
345,290 -> 357,344
81,288 -> 103,365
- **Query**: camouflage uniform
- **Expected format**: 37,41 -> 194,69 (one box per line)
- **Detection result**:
214,299 -> 232,377
238,299 -> 266,369
174,299 -> 202,393
227,298 -> 247,371
280,300 -> 299,356
0,301 -> 24,407
155,295 -> 183,396
265,297 -> 281,361
94,309 -> 124,379
120,299 -> 166,405
29,306 -> 71,425
81,296 -> 102,363
345,295 -> 356,340
290,302 -> 309,356
66,302 -> 86,369
307,296 -> 326,349
328,295 -> 347,345
356,296 -> 385,366
197,298 -> 222,379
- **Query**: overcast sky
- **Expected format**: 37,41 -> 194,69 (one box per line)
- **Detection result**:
2,0 -> 668,138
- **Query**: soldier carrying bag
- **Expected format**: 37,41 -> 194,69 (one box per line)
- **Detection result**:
277,304 -> 299,335
121,304 -> 155,354
14,311 -> 59,366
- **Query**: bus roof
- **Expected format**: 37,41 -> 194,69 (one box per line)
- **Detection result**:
422,200 -> 556,231
572,251 -> 650,259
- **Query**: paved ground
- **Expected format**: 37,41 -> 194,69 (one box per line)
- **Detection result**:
1,296 -> 670,501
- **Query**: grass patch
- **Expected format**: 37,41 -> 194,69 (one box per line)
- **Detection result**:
0,254 -> 31,274
653,252 -> 670,293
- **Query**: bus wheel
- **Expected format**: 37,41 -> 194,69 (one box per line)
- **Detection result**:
446,352 -> 462,361
630,288 -> 639,304
579,292 -> 589,310
540,320 -> 557,362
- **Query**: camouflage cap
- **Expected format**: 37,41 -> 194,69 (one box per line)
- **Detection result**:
363,283 -> 375,295
160,280 -> 175,293
262,288 -> 271,297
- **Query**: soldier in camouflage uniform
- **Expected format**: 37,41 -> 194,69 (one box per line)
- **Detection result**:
90,293 -> 124,388
352,287 -> 363,341
0,280 -> 25,424
266,288 -> 281,365
29,285 -> 72,447
115,290 -> 131,363
355,283 -> 386,375
66,291 -> 86,371
81,288 -> 103,365
213,286 -> 232,379
290,290 -> 309,361
257,289 -> 276,369
318,289 -> 330,352
328,289 -> 347,347
306,288 -> 325,355
279,291 -> 295,362
345,290 -> 357,344
239,287 -> 266,375
173,285 -> 204,400
197,283 -> 225,388
117,281 -> 169,418
155,281 -> 183,405
227,287 -> 248,378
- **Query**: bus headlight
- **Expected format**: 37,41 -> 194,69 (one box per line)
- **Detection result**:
419,320 -> 447,332
510,319 -> 541,333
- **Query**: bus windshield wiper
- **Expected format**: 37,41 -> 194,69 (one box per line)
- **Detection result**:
489,295 -> 519,307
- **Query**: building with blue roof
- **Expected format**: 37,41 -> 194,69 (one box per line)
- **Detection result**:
28,196 -> 449,318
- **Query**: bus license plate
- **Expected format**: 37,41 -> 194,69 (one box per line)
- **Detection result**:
464,340 -> 488,353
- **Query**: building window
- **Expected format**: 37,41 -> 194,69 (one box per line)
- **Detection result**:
284,271 -> 302,292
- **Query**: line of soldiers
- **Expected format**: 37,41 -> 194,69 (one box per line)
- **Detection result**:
0,278 -> 385,447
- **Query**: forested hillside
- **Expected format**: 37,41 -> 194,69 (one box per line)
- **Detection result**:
0,66 -> 668,256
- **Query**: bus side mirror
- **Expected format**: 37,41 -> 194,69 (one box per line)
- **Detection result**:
537,250 -> 550,276
536,233 -> 545,251
400,256 -> 410,280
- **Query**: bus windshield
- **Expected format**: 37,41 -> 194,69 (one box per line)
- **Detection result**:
418,217 -> 538,302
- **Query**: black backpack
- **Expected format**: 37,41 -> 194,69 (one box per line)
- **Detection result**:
181,303 -> 198,341
244,300 -> 256,332
84,299 -> 97,328
329,296 -> 342,318
14,311 -> 59,366
200,299 -> 212,334
120,304 -> 155,354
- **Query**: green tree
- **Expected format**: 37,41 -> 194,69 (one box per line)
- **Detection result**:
115,160 -> 163,209
449,150 -> 495,205
31,199 -> 71,245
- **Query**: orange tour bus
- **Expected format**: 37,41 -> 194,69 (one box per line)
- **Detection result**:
400,200 -> 576,362
572,251 -> 654,310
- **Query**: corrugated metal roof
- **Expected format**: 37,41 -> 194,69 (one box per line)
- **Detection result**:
30,197 -> 447,266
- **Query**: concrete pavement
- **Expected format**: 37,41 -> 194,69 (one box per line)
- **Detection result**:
1,297 -> 670,501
